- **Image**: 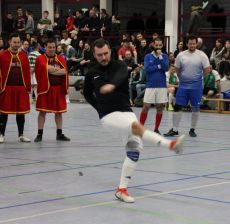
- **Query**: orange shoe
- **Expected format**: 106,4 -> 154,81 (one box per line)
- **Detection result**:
115,188 -> 135,203
169,134 -> 186,154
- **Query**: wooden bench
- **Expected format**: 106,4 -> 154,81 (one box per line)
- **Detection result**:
200,98 -> 230,114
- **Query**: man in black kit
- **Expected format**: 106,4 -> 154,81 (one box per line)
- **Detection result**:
83,39 -> 185,203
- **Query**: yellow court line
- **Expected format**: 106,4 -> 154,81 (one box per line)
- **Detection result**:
0,180 -> 230,223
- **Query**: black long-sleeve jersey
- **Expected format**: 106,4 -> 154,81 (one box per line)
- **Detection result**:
83,59 -> 132,118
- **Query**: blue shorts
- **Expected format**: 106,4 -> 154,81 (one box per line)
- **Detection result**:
176,88 -> 203,108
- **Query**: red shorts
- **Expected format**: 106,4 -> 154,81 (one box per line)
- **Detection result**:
36,86 -> 67,113
0,86 -> 30,114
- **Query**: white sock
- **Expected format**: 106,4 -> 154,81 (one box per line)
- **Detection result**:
191,112 -> 199,129
119,157 -> 137,188
173,111 -> 182,131
168,93 -> 173,104
142,130 -> 171,148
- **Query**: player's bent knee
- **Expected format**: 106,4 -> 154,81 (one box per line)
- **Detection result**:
127,151 -> 140,162
174,104 -> 182,112
191,106 -> 200,112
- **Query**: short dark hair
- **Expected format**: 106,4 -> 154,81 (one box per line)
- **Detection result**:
9,33 -> 20,40
186,35 -> 198,43
153,37 -> 163,43
93,39 -> 110,51
45,38 -> 56,46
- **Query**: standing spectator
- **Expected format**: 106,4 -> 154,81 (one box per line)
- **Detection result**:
110,15 -> 120,49
34,39 -> 70,142
164,35 -> 210,138
37,10 -> 53,36
73,10 -> 85,35
0,33 -> 31,143
3,12 -> 14,35
145,11 -> 159,34
25,10 -> 34,34
28,41 -> 41,102
139,38 -> 169,134
15,7 -> 26,35
66,10 -> 75,32
100,9 -> 111,37
83,39 -> 184,203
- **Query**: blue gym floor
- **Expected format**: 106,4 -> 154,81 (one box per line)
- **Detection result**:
0,103 -> 229,224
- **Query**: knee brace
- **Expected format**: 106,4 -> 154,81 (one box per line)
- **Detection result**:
127,151 -> 140,162
174,104 -> 182,112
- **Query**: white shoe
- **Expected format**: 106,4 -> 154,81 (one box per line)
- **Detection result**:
170,134 -> 186,154
115,188 -> 135,203
0,135 -> 5,143
18,136 -> 31,143
202,1 -> 209,9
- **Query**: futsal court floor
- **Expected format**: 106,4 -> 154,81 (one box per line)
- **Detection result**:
0,103 -> 229,224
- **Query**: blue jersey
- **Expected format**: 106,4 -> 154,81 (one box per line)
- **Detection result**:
175,49 -> 210,89
144,52 -> 169,88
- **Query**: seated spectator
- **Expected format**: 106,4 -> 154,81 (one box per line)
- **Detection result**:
218,40 -> 230,77
0,38 -> 6,52
174,41 -> 185,58
81,9 -> 100,38
20,40 -> 30,55
37,10 -> 53,36
60,30 -> 72,46
137,38 -> 150,65
70,30 -> 79,50
203,65 -> 221,98
166,64 -> 179,111
118,39 -> 137,63
79,41 -> 94,75
168,52 -> 175,64
210,38 -> 224,70
53,12 -> 66,34
123,50 -> 136,75
129,65 -> 146,104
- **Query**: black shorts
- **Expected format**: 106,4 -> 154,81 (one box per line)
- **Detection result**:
203,87 -> 217,95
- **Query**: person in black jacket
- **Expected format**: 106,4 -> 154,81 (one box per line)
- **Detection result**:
83,39 -> 185,203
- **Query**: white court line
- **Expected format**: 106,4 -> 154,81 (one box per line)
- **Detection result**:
0,180 -> 230,223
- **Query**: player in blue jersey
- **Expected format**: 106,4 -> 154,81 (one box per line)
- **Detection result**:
164,35 -> 210,137
140,38 -> 169,134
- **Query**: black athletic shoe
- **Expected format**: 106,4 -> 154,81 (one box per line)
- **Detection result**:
163,128 -> 179,137
154,129 -> 161,135
34,135 -> 42,142
56,134 -> 70,141
189,128 -> 197,137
